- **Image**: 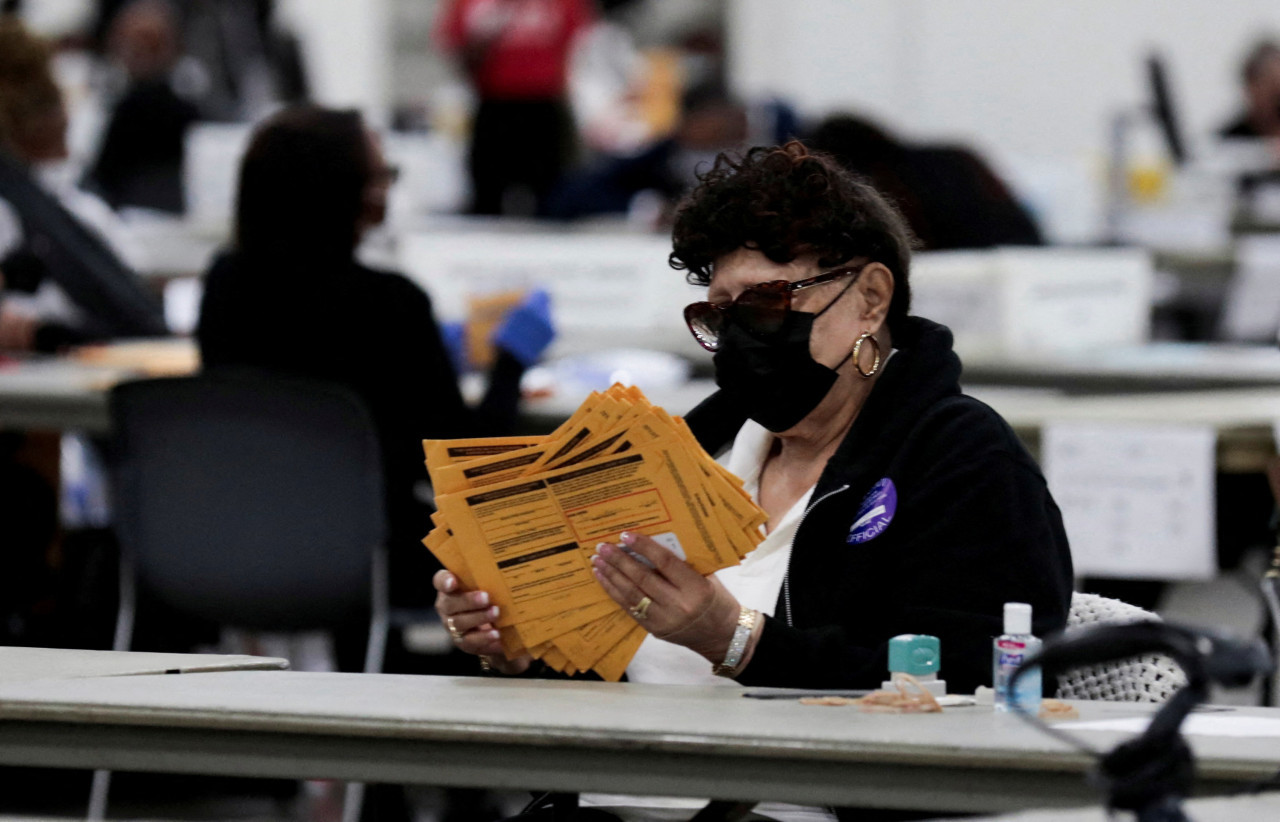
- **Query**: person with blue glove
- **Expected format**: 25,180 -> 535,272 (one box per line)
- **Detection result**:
442,288 -> 556,373
492,288 -> 556,367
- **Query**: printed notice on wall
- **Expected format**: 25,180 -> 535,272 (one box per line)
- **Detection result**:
1043,423 -> 1215,580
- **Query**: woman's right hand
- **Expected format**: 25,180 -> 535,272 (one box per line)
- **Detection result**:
433,570 -> 531,675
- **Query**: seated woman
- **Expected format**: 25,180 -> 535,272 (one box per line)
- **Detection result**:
198,105 -> 553,614
434,143 -> 1073,817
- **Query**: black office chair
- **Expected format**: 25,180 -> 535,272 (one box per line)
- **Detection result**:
97,368 -> 390,822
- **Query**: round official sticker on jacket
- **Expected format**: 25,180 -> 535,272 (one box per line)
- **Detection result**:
847,478 -> 897,544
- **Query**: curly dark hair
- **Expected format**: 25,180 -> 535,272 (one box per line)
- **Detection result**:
669,141 -> 914,333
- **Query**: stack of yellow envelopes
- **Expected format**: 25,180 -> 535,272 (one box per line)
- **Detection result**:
422,384 -> 767,681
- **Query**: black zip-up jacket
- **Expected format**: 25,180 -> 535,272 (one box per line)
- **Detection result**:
684,316 -> 1073,693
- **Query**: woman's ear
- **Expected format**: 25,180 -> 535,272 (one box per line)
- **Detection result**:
856,262 -> 894,326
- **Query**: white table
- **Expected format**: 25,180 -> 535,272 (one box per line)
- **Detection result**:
0,357 -> 138,432
0,672 -> 1274,815
961,343 -> 1280,393
0,339 -> 198,433
0,645 -> 287,684
4,344 -> 1280,473
965,385 -> 1280,472
946,791 -> 1280,821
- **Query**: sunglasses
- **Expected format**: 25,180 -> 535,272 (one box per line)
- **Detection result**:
683,265 -> 866,352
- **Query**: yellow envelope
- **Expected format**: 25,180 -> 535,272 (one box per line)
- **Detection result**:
594,624 -> 648,682
419,384 -> 767,680
424,436 -> 546,468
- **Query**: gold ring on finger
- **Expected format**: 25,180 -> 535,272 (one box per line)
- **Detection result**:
445,616 -> 464,642
629,595 -> 653,621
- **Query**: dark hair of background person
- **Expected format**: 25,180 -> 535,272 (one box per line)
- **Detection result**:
807,113 -> 1044,251
235,105 -> 370,264
668,140 -> 914,335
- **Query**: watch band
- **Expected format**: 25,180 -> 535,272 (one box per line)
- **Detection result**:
713,607 -> 760,677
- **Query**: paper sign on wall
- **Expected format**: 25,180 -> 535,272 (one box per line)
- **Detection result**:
1042,422 -> 1215,580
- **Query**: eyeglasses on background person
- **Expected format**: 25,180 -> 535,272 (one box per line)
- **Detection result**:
683,264 -> 866,352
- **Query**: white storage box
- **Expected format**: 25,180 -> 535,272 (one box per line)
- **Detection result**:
911,247 -> 1153,359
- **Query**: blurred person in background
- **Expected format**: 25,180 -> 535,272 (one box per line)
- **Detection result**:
197,105 -> 555,628
434,0 -> 594,216
807,113 -> 1043,251
543,82 -> 753,223
0,12 -> 161,351
568,0 -> 650,157
91,0 -> 308,121
85,0 -> 197,213
1220,39 -> 1280,140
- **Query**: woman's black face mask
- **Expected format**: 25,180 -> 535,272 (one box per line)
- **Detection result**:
711,274 -> 860,433
712,311 -> 840,432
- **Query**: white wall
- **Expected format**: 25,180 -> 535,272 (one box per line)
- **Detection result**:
728,0 -> 1280,163
278,0 -> 393,126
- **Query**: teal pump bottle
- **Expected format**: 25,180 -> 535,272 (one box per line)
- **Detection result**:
882,634 -> 945,696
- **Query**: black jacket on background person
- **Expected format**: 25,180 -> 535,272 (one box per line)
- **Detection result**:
87,78 -> 198,214
685,316 -> 1073,694
197,251 -> 525,605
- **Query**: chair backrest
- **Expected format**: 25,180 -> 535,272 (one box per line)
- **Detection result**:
1055,592 -> 1188,703
110,369 -> 386,631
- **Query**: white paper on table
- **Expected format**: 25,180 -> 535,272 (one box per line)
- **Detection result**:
1042,422 -> 1215,580
1060,715 -> 1280,738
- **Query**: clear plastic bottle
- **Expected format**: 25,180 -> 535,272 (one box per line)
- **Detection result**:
993,602 -> 1042,714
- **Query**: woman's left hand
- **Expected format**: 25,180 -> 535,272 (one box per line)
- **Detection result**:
592,531 -> 741,663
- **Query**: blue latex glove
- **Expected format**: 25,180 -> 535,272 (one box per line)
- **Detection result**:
439,319 -> 469,374
492,288 -> 555,367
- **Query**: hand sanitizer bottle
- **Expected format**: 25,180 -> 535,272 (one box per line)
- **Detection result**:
993,602 -> 1042,714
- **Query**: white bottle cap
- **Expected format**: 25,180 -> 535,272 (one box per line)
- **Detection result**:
1004,602 -> 1033,635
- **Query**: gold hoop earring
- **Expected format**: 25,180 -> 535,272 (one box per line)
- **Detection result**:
852,331 -> 882,378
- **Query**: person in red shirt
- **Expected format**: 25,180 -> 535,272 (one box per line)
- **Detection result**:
435,0 -> 593,215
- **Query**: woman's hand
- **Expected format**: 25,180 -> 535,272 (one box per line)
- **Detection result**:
433,570 -> 531,675
591,532 -> 741,664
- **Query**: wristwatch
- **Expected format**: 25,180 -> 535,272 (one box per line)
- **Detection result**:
713,607 -> 760,677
